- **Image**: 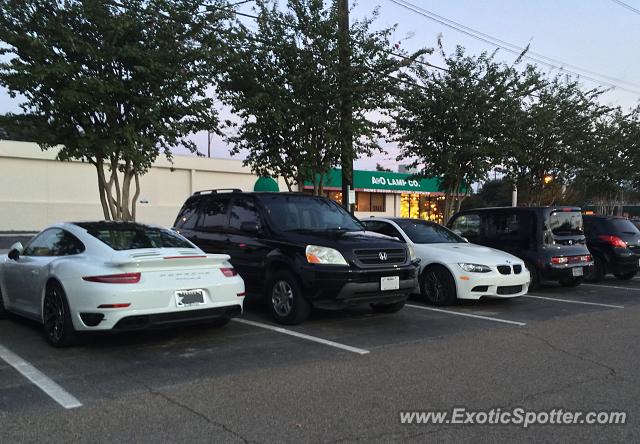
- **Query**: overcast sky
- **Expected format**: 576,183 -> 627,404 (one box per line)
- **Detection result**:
2,0 -> 639,172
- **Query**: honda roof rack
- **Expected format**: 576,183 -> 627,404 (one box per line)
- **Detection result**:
193,189 -> 243,195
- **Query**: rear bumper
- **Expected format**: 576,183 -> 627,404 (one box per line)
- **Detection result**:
540,263 -> 593,281
607,253 -> 640,275
298,262 -> 419,309
111,305 -> 242,331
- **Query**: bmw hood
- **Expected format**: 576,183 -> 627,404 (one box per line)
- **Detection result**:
414,242 -> 523,266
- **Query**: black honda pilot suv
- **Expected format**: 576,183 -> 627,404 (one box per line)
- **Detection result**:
174,190 -> 419,324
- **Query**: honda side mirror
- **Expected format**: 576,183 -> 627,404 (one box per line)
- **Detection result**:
240,222 -> 260,234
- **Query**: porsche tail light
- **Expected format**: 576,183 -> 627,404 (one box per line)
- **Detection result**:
83,272 -> 141,284
220,268 -> 237,277
599,235 -> 627,248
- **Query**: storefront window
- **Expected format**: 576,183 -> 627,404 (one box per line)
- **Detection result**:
400,194 -> 445,224
355,192 -> 385,212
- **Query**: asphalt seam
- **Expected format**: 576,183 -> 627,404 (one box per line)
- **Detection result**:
141,382 -> 253,444
520,331 -> 618,378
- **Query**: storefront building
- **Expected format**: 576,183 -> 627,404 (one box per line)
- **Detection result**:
304,168 -> 448,224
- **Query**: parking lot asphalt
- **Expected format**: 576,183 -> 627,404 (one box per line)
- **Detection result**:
1,277 -> 639,443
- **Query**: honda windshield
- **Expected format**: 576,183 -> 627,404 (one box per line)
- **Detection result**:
260,195 -> 364,232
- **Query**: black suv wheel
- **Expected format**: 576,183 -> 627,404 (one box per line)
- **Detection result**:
268,270 -> 311,325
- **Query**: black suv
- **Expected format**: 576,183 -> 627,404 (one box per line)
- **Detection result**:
174,190 -> 419,324
448,206 -> 592,289
583,215 -> 640,282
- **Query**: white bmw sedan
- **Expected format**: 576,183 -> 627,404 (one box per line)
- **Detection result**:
0,222 -> 245,346
361,218 -> 530,305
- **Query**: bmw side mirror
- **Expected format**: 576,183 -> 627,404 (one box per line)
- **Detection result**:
8,242 -> 23,261
240,222 -> 260,234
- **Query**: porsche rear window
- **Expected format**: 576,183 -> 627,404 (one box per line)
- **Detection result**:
77,223 -> 192,250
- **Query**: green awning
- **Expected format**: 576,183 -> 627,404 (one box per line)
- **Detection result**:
305,169 -> 445,194
253,177 -> 279,192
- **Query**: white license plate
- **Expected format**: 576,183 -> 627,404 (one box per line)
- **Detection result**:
572,267 -> 583,277
381,276 -> 400,291
175,289 -> 206,307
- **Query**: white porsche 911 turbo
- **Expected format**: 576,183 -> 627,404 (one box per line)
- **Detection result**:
361,218 -> 530,305
0,222 -> 245,347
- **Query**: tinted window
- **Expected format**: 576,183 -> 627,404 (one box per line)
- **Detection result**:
197,196 -> 230,232
449,214 -> 480,238
484,213 -> 524,240
608,218 -> 640,235
362,221 -> 404,241
24,229 -> 85,257
229,197 -> 262,232
548,211 -> 583,236
175,196 -> 202,230
397,220 -> 464,244
80,224 -> 193,250
260,195 -> 363,232
583,217 -> 598,236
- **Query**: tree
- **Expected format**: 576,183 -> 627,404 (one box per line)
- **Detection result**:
375,163 -> 392,172
217,0 -> 428,193
392,42 -> 527,220
500,73 -> 609,206
0,0 -> 231,220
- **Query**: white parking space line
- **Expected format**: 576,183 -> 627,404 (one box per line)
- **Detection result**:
406,304 -> 526,326
232,319 -> 370,355
0,345 -> 82,409
524,294 -> 624,309
582,283 -> 640,292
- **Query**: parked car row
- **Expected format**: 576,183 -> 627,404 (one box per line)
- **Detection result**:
2,188 -> 638,347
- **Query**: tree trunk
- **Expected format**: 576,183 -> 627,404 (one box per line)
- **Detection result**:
94,159 -> 142,222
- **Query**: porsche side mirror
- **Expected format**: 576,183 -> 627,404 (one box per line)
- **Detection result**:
8,241 -> 23,261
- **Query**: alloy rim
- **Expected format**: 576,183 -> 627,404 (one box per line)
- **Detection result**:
272,280 -> 294,316
43,287 -> 64,343
425,270 -> 445,302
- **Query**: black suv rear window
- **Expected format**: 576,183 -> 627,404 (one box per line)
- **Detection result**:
77,223 -> 193,250
548,211 -> 583,236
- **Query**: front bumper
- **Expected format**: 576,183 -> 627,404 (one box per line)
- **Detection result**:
298,262 -> 419,309
452,268 -> 531,300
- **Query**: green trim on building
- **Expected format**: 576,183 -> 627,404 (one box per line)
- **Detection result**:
305,168 -> 445,194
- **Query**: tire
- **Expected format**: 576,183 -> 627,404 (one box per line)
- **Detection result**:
525,261 -> 541,290
585,256 -> 606,283
370,300 -> 406,314
42,281 -> 79,347
614,271 -> 637,281
268,270 -> 311,325
559,278 -> 581,287
0,289 -> 8,320
420,265 -> 457,306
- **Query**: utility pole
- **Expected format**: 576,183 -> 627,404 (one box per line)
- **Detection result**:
338,0 -> 353,212
207,130 -> 212,158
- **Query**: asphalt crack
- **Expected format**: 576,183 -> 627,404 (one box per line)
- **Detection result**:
520,331 -> 618,378
141,383 -> 252,444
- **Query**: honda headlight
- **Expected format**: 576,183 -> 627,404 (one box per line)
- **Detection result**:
408,243 -> 417,261
306,245 -> 348,265
458,263 -> 491,273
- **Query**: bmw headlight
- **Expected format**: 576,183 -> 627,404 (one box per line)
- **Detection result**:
458,263 -> 491,273
306,245 -> 348,266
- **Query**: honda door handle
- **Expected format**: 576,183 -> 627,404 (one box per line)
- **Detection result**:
31,270 -> 39,275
